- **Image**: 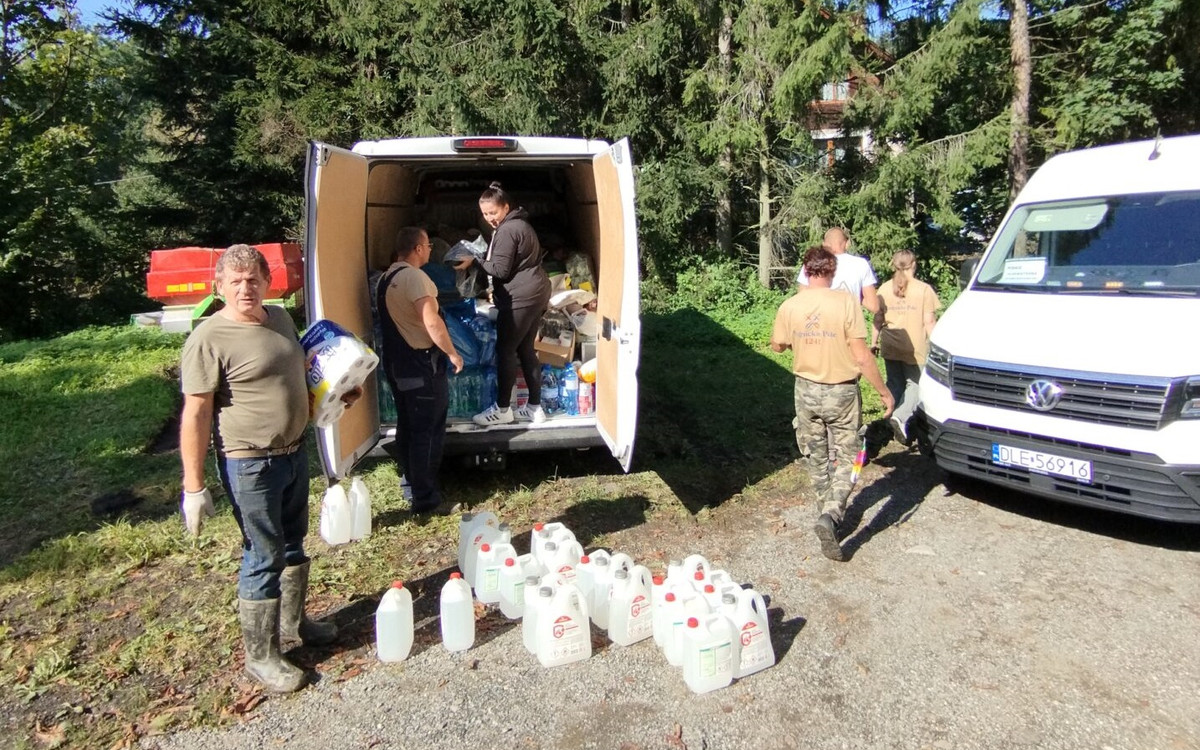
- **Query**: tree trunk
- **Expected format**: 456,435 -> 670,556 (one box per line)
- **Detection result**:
716,8 -> 734,256
1008,0 -> 1031,198
758,152 -> 772,287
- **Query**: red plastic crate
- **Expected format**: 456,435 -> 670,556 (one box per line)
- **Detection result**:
146,243 -> 303,305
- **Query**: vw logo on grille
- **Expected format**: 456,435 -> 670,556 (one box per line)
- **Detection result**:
1025,379 -> 1064,411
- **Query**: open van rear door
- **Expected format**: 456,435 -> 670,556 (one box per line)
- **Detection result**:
304,141 -> 379,479
593,138 -> 641,472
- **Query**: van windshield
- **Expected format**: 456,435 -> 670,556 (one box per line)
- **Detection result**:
973,191 -> 1200,295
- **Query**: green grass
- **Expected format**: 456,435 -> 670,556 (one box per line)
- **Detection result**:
0,291 -> 896,747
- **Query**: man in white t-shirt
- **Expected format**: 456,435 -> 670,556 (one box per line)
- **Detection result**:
796,228 -> 880,314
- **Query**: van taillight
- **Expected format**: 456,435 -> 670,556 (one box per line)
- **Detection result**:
452,138 -> 518,153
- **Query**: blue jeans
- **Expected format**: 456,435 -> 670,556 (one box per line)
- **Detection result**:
217,446 -> 310,600
388,373 -> 448,511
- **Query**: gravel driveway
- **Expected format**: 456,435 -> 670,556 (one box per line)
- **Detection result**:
142,446 -> 1200,750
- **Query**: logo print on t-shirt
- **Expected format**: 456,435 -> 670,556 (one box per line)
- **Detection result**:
805,312 -> 821,331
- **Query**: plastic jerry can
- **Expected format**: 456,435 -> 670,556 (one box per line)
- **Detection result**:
457,511 -> 498,572
522,578 -> 550,654
319,484 -> 352,546
463,521 -> 511,590
651,575 -> 671,649
577,549 -> 609,612
665,586 -> 711,667
440,572 -> 474,652
608,565 -> 654,646
498,556 -> 529,619
682,614 -> 738,694
375,580 -> 413,662
531,522 -> 576,567
589,556 -> 614,630
348,477 -> 372,541
541,539 -> 584,587
677,554 -> 712,589
708,568 -> 738,592
474,541 -> 517,604
700,582 -> 741,612
729,588 -> 775,678
536,583 -> 592,668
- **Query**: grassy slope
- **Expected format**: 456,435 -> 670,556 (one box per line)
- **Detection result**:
0,300 -> 892,747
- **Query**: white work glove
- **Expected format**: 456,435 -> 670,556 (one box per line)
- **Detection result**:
181,488 -> 216,536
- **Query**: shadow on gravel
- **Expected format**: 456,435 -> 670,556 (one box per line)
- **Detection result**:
948,474 -> 1200,552
839,448 -> 943,561
768,608 -> 807,662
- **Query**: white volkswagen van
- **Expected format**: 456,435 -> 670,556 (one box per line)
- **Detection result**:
303,137 -> 640,480
917,135 -> 1200,522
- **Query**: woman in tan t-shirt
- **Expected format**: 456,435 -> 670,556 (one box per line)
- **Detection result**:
872,250 -> 940,443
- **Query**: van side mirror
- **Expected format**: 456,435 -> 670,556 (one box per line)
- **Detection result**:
959,256 -> 980,290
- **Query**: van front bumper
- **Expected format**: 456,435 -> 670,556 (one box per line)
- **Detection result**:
918,412 -> 1200,523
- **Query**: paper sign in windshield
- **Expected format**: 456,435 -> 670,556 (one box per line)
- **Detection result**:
1000,257 -> 1047,284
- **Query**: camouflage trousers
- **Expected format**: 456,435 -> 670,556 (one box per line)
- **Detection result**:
792,377 -> 862,522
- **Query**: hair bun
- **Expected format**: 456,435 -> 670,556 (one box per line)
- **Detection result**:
489,181 -> 503,190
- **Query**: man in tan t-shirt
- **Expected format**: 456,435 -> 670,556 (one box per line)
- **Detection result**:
772,246 -> 894,561
179,244 -> 361,694
377,227 -> 464,513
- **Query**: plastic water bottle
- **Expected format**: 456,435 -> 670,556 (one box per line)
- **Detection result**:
536,583 -> 592,668
561,364 -> 579,416
521,576 -> 546,654
651,577 -> 672,649
348,477 -> 372,541
577,380 -> 594,416
682,614 -> 738,694
729,588 -> 775,678
375,581 -> 413,662
608,565 -> 654,646
540,365 -> 561,414
457,511 -> 498,572
473,541 -> 517,603
440,572 -> 474,652
319,484 -> 352,546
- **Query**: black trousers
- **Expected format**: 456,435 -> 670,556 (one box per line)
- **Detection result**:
386,370 -> 449,511
496,302 -> 545,408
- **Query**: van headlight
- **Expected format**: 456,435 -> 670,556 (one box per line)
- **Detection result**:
925,343 -> 951,387
1181,377 -> 1200,419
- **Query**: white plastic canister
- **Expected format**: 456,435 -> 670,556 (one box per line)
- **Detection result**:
682,614 -> 738,694
457,511 -> 498,572
665,586 -> 711,667
536,583 -> 592,668
521,576 -> 546,654
474,541 -> 517,604
439,572 -> 474,652
608,565 -> 654,646
531,522 -> 576,568
348,477 -> 372,541
463,522 -> 511,590
541,539 -> 583,587
730,588 -> 775,678
375,580 -> 413,662
319,484 -> 352,546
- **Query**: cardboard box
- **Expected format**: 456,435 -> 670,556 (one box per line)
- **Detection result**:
535,329 -> 575,368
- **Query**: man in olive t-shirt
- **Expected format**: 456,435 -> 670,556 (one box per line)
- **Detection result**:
772,247 -> 894,561
179,244 -> 359,694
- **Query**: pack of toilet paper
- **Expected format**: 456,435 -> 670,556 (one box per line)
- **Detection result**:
301,319 -> 379,428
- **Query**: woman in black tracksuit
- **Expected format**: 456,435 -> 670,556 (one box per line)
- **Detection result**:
468,182 -> 551,425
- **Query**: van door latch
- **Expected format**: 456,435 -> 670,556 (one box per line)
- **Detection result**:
602,317 -> 614,341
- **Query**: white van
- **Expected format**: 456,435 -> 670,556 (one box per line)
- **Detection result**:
917,135 -> 1200,523
303,136 -> 640,479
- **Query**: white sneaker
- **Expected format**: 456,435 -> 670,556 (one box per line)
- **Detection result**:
473,404 -> 513,426
516,404 -> 547,424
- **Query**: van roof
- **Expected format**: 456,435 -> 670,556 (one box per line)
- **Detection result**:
351,136 -> 613,158
1020,134 -> 1200,204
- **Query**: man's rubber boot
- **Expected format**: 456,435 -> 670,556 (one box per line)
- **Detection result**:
813,513 -> 846,562
238,597 -> 306,693
279,561 -> 338,646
